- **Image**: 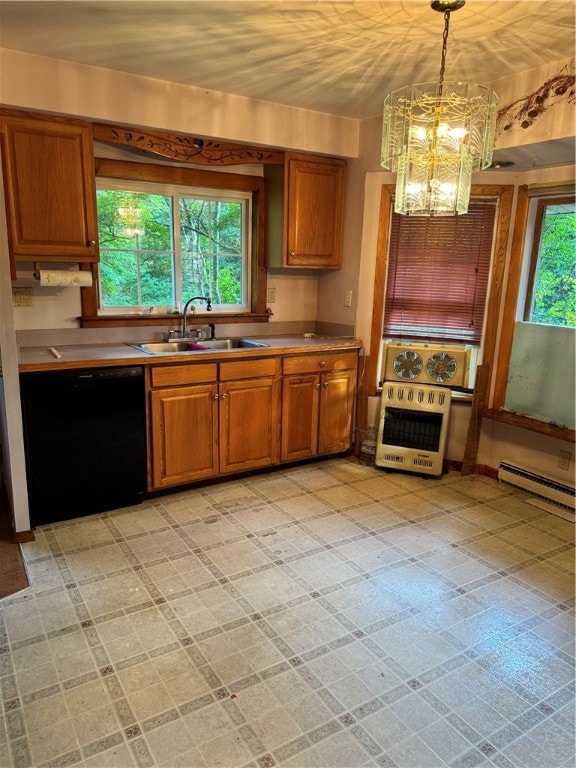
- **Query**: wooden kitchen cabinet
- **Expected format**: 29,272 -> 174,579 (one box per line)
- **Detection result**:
281,352 -> 357,462
219,376 -> 280,474
149,357 -> 280,490
266,152 -> 345,269
219,357 -> 280,474
149,363 -> 219,488
0,112 -> 99,275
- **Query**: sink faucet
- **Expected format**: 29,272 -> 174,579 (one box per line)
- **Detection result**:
181,296 -> 212,338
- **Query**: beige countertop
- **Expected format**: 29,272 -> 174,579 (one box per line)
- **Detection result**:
18,335 -> 363,372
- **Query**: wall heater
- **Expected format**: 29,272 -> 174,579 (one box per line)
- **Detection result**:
498,462 -> 575,522
375,383 -> 451,476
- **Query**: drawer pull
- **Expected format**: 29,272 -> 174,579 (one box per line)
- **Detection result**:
320,360 -> 326,367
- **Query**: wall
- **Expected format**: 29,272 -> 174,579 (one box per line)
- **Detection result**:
0,49 -> 359,158
0,157 -> 29,534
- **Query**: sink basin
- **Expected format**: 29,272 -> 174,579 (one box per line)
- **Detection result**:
129,338 -> 269,355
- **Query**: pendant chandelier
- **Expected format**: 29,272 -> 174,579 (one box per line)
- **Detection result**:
381,0 -> 498,216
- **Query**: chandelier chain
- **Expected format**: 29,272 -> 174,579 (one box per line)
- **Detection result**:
438,10 -> 451,95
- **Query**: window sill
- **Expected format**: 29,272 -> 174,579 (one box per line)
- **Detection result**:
80,313 -> 272,329
482,408 -> 575,442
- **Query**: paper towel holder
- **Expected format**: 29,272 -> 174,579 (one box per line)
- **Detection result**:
33,262 -> 96,282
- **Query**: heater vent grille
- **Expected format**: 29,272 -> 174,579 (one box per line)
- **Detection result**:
382,454 -> 405,464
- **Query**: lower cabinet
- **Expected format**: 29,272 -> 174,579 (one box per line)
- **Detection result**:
281,352 -> 358,462
148,350 -> 358,491
151,382 -> 219,488
149,357 -> 280,490
219,375 -> 280,474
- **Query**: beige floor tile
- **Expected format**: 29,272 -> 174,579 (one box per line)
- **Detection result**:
145,717 -> 196,763
129,681 -> 174,720
3,459 -> 573,768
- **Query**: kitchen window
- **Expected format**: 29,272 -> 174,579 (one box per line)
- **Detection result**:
96,179 -> 251,314
523,195 -> 575,327
383,199 -> 497,344
80,158 -> 267,326
365,184 -> 514,400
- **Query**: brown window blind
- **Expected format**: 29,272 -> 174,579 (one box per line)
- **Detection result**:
383,200 -> 497,344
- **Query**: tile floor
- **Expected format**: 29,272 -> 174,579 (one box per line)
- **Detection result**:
0,459 -> 574,768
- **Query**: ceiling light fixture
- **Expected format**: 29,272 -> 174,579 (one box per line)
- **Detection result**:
381,0 -> 498,216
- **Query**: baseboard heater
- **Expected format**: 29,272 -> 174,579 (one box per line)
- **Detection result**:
498,462 -> 575,522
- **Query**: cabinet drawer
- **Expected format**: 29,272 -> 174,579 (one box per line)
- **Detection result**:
283,352 -> 357,375
151,363 -> 217,388
219,357 -> 278,381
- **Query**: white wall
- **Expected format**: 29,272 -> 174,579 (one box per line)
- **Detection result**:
0,157 -> 29,533
0,48 -> 359,158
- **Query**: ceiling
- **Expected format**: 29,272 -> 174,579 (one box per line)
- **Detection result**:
0,1 -> 574,120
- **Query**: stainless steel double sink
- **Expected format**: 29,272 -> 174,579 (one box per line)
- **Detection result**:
129,338 -> 270,355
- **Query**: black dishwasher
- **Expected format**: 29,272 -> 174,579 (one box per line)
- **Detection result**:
20,366 -> 147,527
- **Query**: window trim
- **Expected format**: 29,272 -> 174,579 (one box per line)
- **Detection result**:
81,158 -> 267,327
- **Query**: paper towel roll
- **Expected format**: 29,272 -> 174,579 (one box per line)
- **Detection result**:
38,269 -> 93,287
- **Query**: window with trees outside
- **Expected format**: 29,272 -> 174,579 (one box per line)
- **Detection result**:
96,178 -> 252,313
523,195 -> 575,327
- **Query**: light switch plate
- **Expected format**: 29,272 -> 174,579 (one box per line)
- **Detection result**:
267,287 -> 276,303
344,290 -> 352,307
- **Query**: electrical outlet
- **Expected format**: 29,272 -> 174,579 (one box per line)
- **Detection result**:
12,287 -> 33,307
558,450 -> 571,471
344,290 -> 352,307
267,287 -> 276,304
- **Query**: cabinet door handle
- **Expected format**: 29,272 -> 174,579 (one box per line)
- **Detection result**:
289,251 -> 295,257
87,240 -> 96,246
316,383 -> 321,389
220,392 -> 227,399
323,382 -> 329,388
213,393 -> 219,400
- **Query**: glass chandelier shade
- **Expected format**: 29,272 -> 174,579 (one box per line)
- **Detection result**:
381,3 -> 498,216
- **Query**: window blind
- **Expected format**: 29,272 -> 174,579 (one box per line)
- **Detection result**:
384,199 -> 497,344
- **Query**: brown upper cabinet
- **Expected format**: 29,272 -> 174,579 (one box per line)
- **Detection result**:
266,152 -> 345,269
0,112 -> 99,276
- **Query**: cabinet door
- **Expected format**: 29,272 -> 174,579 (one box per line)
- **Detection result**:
281,374 -> 320,462
0,115 -> 98,263
285,157 -> 344,269
220,377 -> 280,474
318,370 -> 356,455
150,384 -> 219,489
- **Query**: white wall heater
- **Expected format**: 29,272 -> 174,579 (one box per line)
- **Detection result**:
375,383 -> 451,476
498,462 -> 575,522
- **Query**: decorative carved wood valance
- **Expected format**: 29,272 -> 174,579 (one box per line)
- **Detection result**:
92,123 -> 285,166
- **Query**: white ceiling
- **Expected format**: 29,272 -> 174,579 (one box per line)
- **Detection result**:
0,0 -> 574,120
